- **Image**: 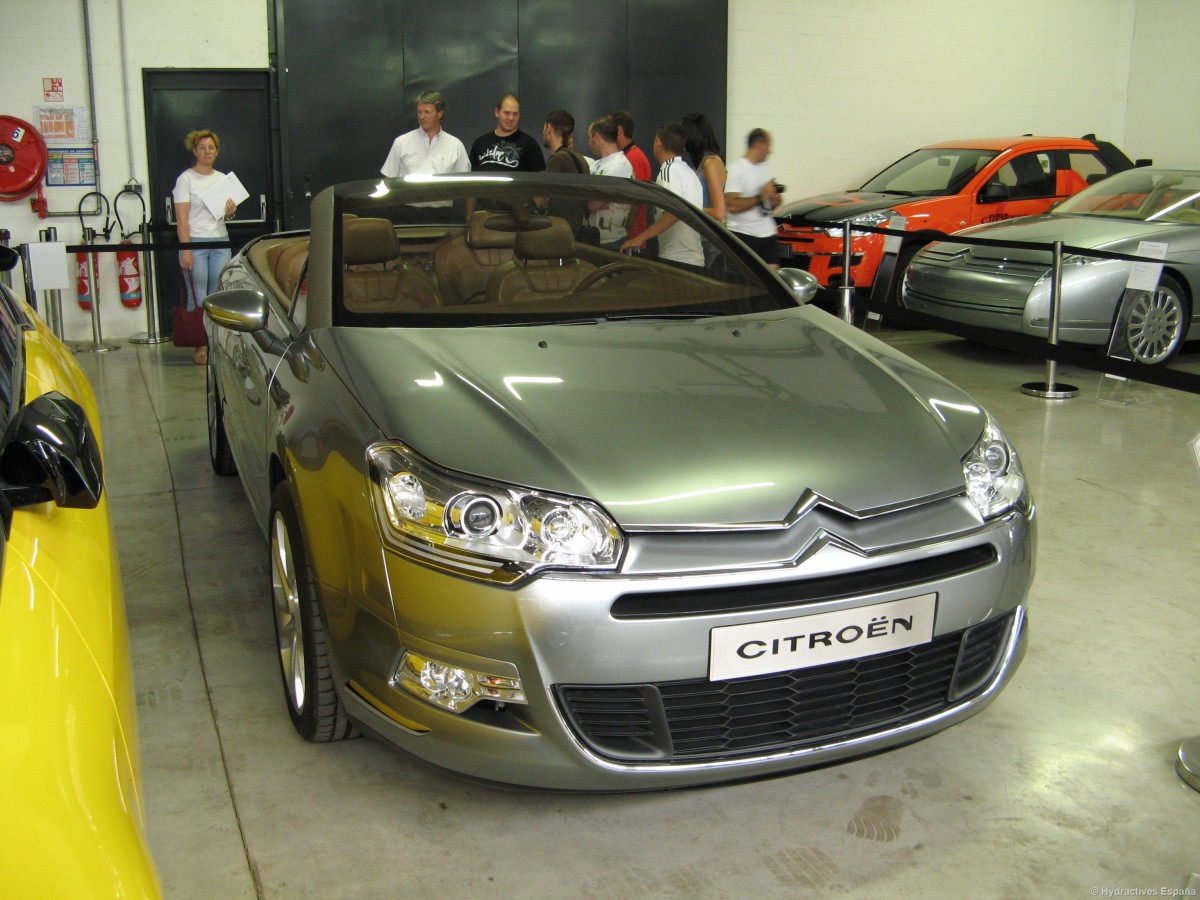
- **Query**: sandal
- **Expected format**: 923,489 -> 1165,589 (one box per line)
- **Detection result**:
193,347 -> 208,365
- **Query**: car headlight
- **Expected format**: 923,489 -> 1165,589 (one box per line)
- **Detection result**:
1034,254 -> 1099,284
815,210 -> 891,238
367,442 -> 623,583
962,414 -> 1026,519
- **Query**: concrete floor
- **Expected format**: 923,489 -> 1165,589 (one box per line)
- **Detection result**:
79,328 -> 1200,898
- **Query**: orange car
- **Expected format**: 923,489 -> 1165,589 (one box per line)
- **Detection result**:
776,135 -> 1144,299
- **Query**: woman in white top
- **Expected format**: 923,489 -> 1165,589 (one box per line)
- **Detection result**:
173,129 -> 238,363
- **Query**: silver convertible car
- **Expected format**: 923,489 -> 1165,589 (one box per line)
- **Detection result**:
903,167 -> 1200,365
204,173 -> 1034,790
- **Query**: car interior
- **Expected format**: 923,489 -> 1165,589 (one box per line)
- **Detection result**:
243,204 -> 768,325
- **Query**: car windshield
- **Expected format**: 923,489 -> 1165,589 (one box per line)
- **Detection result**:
860,148 -> 999,196
1051,168 -> 1200,224
327,174 -> 795,328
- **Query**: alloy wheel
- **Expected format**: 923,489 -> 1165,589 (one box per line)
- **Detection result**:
271,511 -> 306,712
1127,281 -> 1187,365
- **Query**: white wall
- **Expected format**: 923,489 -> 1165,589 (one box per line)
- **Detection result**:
0,0 -> 1195,340
728,0 -> 1139,197
1125,0 -> 1200,167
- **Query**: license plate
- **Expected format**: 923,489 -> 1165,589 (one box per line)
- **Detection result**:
709,594 -> 937,681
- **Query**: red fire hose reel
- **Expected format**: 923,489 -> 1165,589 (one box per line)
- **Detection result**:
0,116 -> 48,202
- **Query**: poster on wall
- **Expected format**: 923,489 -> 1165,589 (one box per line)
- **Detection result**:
43,78 -> 64,102
45,148 -> 97,187
32,105 -> 92,145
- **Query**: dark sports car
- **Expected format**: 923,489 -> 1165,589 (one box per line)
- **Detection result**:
204,172 -> 1035,790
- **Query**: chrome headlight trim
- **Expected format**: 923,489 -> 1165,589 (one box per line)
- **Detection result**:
367,441 -> 624,582
962,413 -> 1026,520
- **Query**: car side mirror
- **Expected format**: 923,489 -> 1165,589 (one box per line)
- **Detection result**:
979,183 -> 1009,204
203,288 -> 270,332
0,392 -> 103,511
777,267 -> 819,304
203,288 -> 287,356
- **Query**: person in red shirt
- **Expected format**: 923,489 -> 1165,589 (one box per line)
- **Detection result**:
612,110 -> 651,241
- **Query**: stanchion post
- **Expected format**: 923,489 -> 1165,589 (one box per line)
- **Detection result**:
838,221 -> 854,324
71,227 -> 120,354
128,223 -> 167,345
1020,240 -> 1078,399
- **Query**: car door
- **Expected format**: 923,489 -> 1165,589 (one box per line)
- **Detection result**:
213,260 -> 297,524
970,150 -> 1060,226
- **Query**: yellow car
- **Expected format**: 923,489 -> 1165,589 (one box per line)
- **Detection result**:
0,247 -> 160,897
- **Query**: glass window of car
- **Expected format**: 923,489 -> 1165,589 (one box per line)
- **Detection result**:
330,178 -> 796,328
1064,151 -> 1113,186
289,263 -> 308,330
860,148 -> 999,196
988,152 -> 1055,199
1054,169 -> 1200,223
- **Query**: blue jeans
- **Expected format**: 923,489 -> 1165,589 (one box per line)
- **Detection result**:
182,238 -> 231,311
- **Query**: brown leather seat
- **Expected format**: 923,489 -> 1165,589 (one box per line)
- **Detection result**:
273,242 -> 309,303
434,211 -> 516,305
486,217 -> 596,305
263,241 -> 309,306
343,217 -> 438,312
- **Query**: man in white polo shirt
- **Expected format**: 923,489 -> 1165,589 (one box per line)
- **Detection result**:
380,90 -> 470,179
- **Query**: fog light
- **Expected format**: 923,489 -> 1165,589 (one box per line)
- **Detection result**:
395,652 -> 526,713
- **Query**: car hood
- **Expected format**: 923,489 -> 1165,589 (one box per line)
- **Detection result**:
778,191 -> 916,224
945,214 -> 1182,261
315,310 -> 985,529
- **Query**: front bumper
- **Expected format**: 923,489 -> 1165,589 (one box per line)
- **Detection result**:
777,227 -> 884,289
903,251 -> 1123,346
328,493 -> 1035,791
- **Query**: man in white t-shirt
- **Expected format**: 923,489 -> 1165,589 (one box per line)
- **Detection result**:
724,128 -> 784,268
585,116 -> 634,249
380,91 -> 470,180
620,123 -> 703,266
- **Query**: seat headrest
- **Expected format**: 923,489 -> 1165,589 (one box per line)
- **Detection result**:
343,217 -> 401,265
514,217 -> 575,261
470,211 -> 517,249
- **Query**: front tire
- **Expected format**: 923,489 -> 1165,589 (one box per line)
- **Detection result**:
1125,274 -> 1190,365
270,482 -> 354,743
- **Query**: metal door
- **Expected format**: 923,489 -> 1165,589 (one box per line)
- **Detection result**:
143,69 -> 278,336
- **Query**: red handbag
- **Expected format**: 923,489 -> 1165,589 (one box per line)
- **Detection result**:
172,271 -> 208,348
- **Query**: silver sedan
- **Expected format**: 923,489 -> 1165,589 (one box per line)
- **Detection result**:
904,167 -> 1200,365
203,173 -> 1034,790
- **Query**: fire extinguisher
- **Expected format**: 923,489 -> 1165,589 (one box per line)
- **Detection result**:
114,182 -> 146,308
76,244 -> 93,310
76,191 -> 113,311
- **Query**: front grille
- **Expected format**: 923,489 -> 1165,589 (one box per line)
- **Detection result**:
610,545 -> 997,620
555,610 -> 1014,763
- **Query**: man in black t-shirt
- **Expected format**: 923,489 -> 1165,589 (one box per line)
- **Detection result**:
469,94 -> 547,173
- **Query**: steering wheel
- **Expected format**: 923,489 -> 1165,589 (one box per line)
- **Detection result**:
568,261 -> 648,296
